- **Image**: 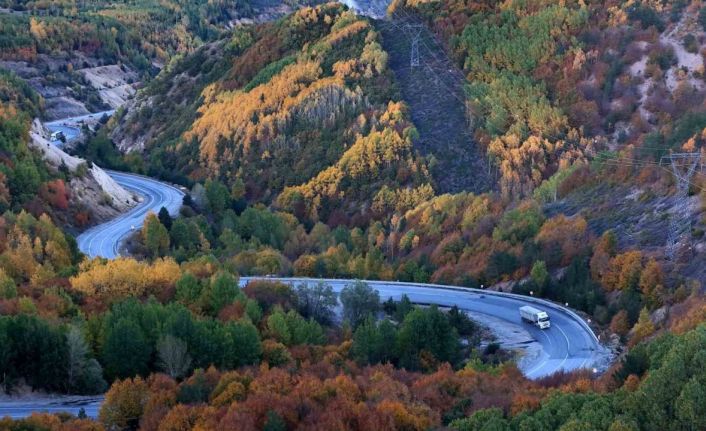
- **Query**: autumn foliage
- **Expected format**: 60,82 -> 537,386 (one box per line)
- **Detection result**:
92,362 -> 542,431
70,257 -> 181,304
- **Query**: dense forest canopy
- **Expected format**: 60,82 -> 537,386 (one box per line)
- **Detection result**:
0,0 -> 300,70
113,4 -> 431,224
3,0 -> 706,430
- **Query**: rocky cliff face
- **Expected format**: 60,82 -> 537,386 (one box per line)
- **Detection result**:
30,119 -> 137,226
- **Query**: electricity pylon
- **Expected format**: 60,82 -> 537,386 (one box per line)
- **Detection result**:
406,24 -> 422,67
661,152 -> 702,259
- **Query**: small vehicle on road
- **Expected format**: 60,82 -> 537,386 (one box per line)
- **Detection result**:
50,131 -> 65,142
519,305 -> 551,329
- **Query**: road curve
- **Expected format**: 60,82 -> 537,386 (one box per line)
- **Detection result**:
240,277 -> 609,379
45,110 -> 115,146
76,171 -> 184,259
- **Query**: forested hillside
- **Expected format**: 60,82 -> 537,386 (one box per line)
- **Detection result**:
5,0 -> 706,430
0,0 -> 326,119
113,4 -> 433,224
102,0 -> 703,335
0,0 -> 312,69
0,69 -> 49,211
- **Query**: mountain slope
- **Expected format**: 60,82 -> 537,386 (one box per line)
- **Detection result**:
112,4 -> 433,225
377,14 -> 493,194
0,69 -> 135,229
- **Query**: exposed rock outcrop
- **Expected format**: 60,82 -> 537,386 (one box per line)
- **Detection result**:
29,119 -> 137,224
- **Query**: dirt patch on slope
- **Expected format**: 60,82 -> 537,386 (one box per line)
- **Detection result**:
80,65 -> 138,108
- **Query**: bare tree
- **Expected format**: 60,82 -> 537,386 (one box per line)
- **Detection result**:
157,335 -> 192,379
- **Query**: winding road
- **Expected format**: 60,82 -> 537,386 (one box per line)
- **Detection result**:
76,171 -> 184,259
2,272 -> 608,419
42,110 -> 183,258
45,110 -> 115,146
4,183 -> 608,420
6,122 -> 607,419
240,277 -> 609,379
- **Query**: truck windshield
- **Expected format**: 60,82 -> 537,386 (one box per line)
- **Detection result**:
538,317 -> 549,322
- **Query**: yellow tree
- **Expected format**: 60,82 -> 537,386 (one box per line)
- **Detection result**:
100,377 -> 149,430
629,308 -> 655,347
601,251 -> 643,292
639,258 -> 665,308
142,213 -> 170,258
70,258 -> 180,302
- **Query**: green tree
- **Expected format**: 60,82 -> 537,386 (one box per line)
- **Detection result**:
206,272 -> 240,314
351,317 -> 397,365
396,306 -> 460,370
266,309 -> 325,346
142,212 -> 170,257
675,377 -> 706,429
102,318 -> 152,380
205,179 -> 231,213
295,282 -> 337,324
236,206 -> 290,249
66,326 -> 107,394
0,314 -> 68,392
393,294 -> 414,322
8,160 -> 42,204
175,272 -> 202,305
267,311 -> 292,345
263,410 -> 287,431
530,260 -> 549,292
158,206 -> 173,230
451,408 -> 509,431
492,202 -> 544,245
447,305 -> 477,337
223,320 -> 261,367
530,260 -> 549,296
340,280 -> 380,328
0,269 -> 16,299
170,218 -> 201,251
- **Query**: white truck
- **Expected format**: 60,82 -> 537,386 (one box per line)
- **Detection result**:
519,305 -> 551,329
50,131 -> 65,142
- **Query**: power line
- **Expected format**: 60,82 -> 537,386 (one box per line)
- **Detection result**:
392,8 -> 467,82
660,153 -> 702,260
595,152 -> 706,259
384,8 -> 706,260
376,13 -> 493,191
379,18 -> 469,107
406,24 -> 422,67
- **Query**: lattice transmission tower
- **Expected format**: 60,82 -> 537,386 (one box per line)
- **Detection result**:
406,24 -> 423,67
661,152 -> 702,259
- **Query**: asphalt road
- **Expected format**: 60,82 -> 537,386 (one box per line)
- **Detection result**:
0,397 -> 102,420
76,171 -> 184,258
240,277 -> 609,379
45,110 -> 115,146
3,244 -> 605,421
3,275 -> 605,420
